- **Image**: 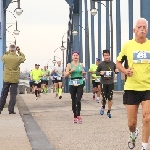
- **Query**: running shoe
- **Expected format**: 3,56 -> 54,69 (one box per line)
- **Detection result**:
73,118 -> 78,123
77,116 -> 82,123
128,128 -> 139,149
100,107 -> 104,115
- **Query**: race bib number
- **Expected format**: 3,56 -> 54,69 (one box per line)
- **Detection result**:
104,71 -> 113,78
57,76 -> 61,80
95,78 -> 100,82
34,80 -> 40,84
69,79 -> 80,86
133,51 -> 150,63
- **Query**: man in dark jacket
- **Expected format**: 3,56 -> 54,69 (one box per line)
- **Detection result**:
0,44 -> 26,114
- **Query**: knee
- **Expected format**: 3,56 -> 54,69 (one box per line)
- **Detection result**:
142,111 -> 150,124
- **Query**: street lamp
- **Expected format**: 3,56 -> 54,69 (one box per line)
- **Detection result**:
14,0 -> 23,16
6,10 -> 20,35
91,1 -> 113,60
90,8 -> 97,16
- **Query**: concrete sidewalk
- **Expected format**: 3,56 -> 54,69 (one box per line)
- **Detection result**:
0,95 -> 31,150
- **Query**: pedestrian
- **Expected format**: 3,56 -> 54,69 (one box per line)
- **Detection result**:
96,50 -> 119,118
116,18 -> 150,150
65,51 -> 86,123
0,45 -> 26,114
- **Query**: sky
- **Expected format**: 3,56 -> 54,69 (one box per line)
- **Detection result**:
6,0 -> 141,72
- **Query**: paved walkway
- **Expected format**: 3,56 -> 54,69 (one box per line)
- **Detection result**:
0,92 -> 149,150
0,95 -> 31,150
19,92 -> 147,150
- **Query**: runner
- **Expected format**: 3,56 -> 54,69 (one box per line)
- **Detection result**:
28,70 -> 34,94
89,58 -> 101,103
65,51 -> 86,123
30,64 -> 43,100
116,18 -> 150,150
52,61 -> 63,99
41,66 -> 50,94
96,50 -> 119,118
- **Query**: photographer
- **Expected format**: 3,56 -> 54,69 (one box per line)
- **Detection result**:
0,44 -> 26,114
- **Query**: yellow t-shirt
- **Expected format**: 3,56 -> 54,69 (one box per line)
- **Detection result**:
30,69 -> 43,81
89,64 -> 100,80
117,39 -> 150,91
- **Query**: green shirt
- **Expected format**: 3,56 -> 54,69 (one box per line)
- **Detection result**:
89,64 -> 101,80
30,69 -> 43,81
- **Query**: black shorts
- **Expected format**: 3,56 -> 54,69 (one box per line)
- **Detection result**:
33,81 -> 41,88
83,81 -> 85,87
123,90 -> 150,105
101,83 -> 114,100
92,80 -> 100,88
29,82 -> 33,87
41,80 -> 48,85
54,77 -> 62,83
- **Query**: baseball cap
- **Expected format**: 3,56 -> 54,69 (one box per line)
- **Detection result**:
35,64 -> 40,66
72,51 -> 79,55
96,58 -> 100,61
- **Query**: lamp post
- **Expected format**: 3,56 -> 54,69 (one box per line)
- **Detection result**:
6,10 -> 20,35
72,25 -> 90,93
91,1 -> 113,61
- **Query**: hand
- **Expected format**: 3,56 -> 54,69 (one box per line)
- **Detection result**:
115,69 -> 119,73
16,46 -> 20,52
70,67 -> 76,72
124,67 -> 134,77
100,71 -> 105,75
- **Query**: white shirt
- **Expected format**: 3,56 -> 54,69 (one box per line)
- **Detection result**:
53,66 -> 63,77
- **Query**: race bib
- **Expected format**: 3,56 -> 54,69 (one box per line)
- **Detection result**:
104,71 -> 113,78
69,79 -> 80,86
57,76 -> 61,80
133,51 -> 150,63
95,78 -> 100,82
34,80 -> 40,84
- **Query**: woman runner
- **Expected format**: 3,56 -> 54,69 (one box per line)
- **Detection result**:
65,51 -> 86,123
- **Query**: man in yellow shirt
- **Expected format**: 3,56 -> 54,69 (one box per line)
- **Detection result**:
89,58 -> 101,103
116,18 -> 150,150
30,64 -> 43,100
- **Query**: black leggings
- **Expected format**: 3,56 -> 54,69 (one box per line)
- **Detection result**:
70,85 -> 83,118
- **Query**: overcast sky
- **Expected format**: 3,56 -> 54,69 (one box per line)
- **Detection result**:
6,0 -> 140,72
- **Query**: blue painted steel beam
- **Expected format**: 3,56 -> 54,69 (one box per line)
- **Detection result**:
65,0 -> 73,6
98,2 -> 102,60
128,0 -> 133,40
84,0 -> 90,93
90,0 -> 95,64
140,0 -> 150,38
116,0 -> 121,91
3,0 -> 12,10
73,14 -> 79,51
106,1 -> 110,50
79,0 -> 83,62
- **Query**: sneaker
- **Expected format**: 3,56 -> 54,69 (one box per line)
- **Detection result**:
100,107 -> 104,115
141,147 -> 146,150
128,128 -> 139,149
107,112 -> 111,118
73,118 -> 77,123
93,94 -> 95,100
77,116 -> 82,123
36,97 -> 38,100
96,99 -> 99,103
59,96 -> 62,99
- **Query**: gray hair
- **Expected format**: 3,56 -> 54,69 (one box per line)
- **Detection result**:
134,18 -> 148,29
9,44 -> 16,51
